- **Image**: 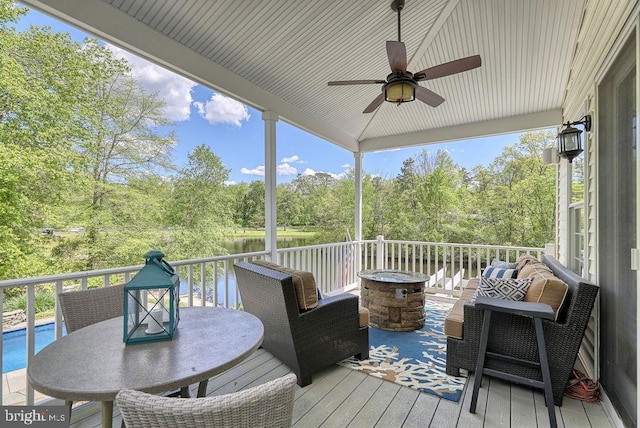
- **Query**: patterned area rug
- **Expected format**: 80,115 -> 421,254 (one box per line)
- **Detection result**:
338,298 -> 467,402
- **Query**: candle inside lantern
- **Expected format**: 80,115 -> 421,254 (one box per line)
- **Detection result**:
146,308 -> 164,335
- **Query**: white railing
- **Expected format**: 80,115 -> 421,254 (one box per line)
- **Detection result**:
368,237 -> 544,295
0,238 -> 545,405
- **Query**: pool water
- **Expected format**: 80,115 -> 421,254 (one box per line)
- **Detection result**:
3,323 -> 67,374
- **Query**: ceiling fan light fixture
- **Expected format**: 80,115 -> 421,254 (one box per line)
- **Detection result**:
384,76 -> 416,103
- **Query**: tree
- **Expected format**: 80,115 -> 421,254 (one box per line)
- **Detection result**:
68,43 -> 177,268
166,145 -> 232,259
384,149 -> 465,242
0,1 -> 100,278
238,181 -> 265,229
469,131 -> 556,246
277,184 -> 302,229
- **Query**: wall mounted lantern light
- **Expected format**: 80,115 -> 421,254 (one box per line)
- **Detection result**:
557,114 -> 592,163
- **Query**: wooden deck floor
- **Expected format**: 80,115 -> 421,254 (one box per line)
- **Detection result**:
69,348 -> 614,428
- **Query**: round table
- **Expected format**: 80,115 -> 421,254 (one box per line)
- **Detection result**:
27,307 -> 263,428
358,270 -> 430,331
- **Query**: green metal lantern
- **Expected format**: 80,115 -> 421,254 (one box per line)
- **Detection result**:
124,250 -> 180,345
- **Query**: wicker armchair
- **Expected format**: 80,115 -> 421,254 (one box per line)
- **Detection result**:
446,255 -> 598,406
58,284 -> 124,333
116,373 -> 297,428
234,262 -> 369,387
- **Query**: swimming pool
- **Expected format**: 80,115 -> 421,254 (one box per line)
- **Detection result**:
3,323 -> 67,374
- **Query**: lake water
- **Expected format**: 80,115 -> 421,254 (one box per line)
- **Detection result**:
185,236 -> 315,306
220,236 -> 314,254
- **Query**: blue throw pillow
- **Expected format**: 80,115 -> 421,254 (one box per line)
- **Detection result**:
490,258 -> 517,269
482,266 -> 518,278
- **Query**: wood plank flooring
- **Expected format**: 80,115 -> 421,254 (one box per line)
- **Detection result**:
69,348 -> 615,427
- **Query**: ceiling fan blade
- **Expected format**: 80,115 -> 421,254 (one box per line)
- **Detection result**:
386,41 -> 407,73
415,86 -> 445,107
328,80 -> 386,86
414,55 -> 482,81
363,93 -> 385,113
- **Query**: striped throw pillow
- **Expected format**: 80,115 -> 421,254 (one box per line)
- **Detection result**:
482,266 -> 518,278
490,258 -> 517,269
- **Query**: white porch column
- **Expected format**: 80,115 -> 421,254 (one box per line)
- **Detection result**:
354,152 -> 363,275
263,111 -> 279,262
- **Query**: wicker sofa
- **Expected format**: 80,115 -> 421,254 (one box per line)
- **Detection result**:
444,254 -> 598,406
234,261 -> 369,387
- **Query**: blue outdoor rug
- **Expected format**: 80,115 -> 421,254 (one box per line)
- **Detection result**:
338,299 -> 467,402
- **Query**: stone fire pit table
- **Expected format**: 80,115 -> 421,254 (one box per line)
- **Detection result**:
358,270 -> 430,332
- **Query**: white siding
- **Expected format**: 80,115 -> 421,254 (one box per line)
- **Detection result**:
561,0 -> 638,381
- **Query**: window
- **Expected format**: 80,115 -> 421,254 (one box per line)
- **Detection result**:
568,201 -> 584,275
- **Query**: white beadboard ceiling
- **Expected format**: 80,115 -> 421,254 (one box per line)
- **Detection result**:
21,0 -> 585,153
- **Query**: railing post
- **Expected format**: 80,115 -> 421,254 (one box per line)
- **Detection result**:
26,285 -> 35,405
544,243 -> 556,258
376,235 -> 385,269
0,289 -> 3,405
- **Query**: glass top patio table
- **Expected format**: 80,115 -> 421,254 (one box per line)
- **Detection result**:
27,307 -> 264,428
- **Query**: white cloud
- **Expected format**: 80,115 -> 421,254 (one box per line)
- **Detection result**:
281,155 -> 299,163
224,180 -> 237,186
341,163 -> 351,168
107,45 -> 196,122
331,172 -> 348,179
241,163 -> 300,177
277,163 -> 298,175
301,168 -> 347,180
194,93 -> 250,127
240,165 -> 265,176
302,168 -> 317,176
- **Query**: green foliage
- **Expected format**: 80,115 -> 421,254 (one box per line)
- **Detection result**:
4,289 -> 56,313
237,181 -> 265,229
465,131 -> 556,246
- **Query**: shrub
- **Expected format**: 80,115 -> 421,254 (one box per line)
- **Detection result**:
4,290 -> 56,314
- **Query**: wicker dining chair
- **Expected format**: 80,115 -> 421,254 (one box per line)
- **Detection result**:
58,284 -> 125,333
57,284 -> 125,412
116,373 -> 297,428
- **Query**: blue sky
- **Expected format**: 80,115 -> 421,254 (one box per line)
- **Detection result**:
17,6 -> 531,184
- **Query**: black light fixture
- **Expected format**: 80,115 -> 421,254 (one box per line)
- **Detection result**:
557,114 -> 592,163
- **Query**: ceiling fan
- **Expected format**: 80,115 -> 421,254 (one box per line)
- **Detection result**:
328,0 -> 481,113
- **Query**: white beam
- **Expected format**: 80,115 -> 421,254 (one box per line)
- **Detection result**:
354,152 -> 363,276
21,0 -> 359,153
263,111 -> 278,262
359,109 -> 563,152
407,0 -> 461,69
